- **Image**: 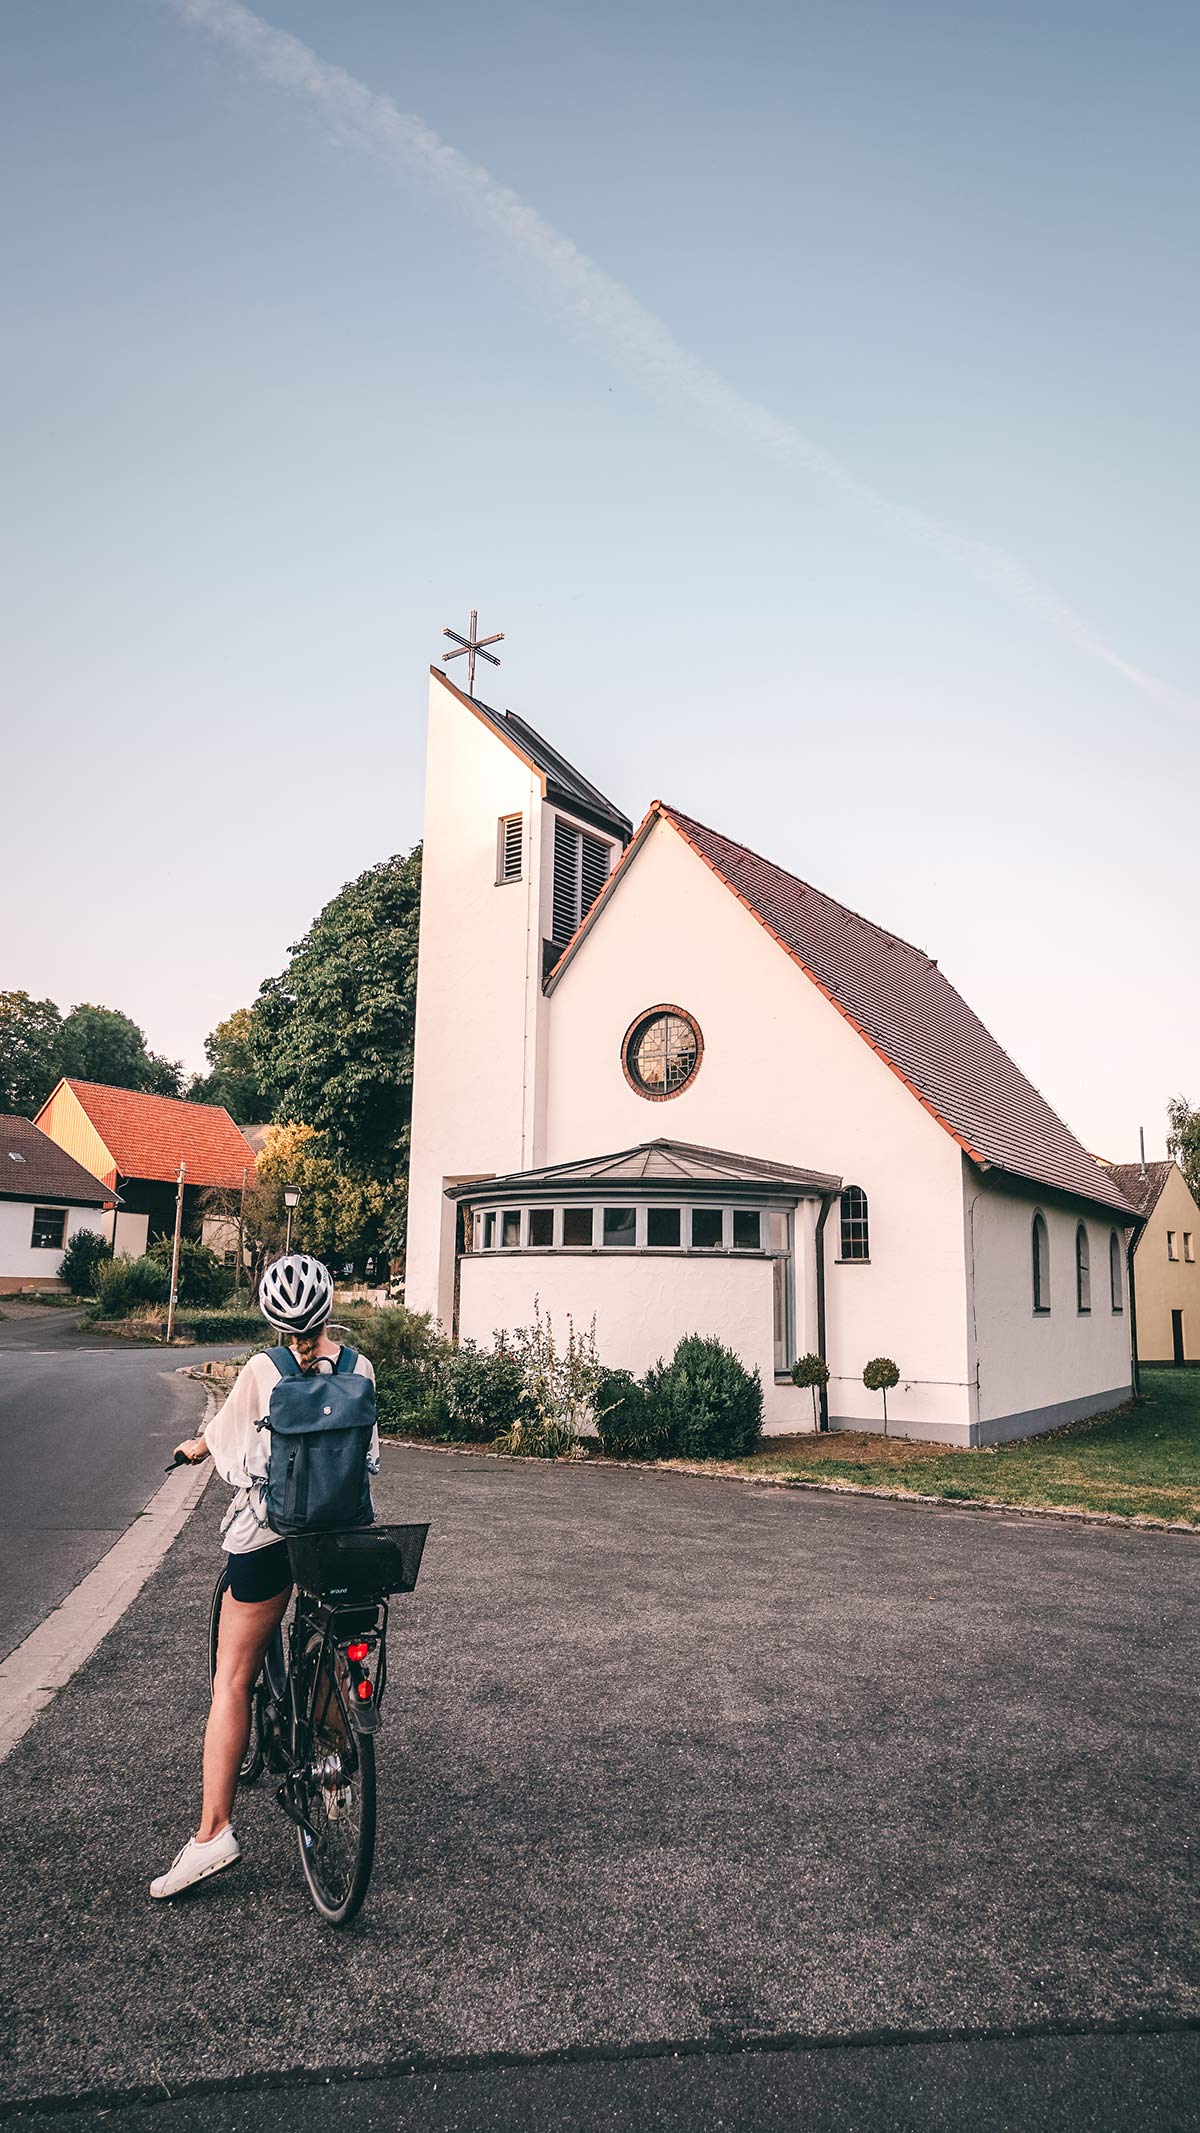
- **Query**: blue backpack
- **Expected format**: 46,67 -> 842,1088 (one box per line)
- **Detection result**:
259,1344 -> 376,1536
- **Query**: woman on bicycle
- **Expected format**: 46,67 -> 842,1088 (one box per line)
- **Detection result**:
151,1253 -> 379,1901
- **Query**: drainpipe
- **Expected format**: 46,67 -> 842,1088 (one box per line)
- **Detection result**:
815,1194 -> 834,1432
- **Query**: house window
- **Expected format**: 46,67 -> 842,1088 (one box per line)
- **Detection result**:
622,1007 -> 703,1100
1110,1230 -> 1123,1312
647,1207 -> 681,1248
733,1209 -> 761,1250
1168,1231 -> 1179,1261
1076,1223 -> 1091,1313
482,1212 -> 496,1251
1186,1234 -> 1195,1264
562,1207 -> 594,1248
691,1208 -> 723,1249
1032,1211 -> 1050,1312
838,1186 -> 869,1262
528,1208 -> 554,1247
31,1207 -> 67,1251
500,1210 -> 521,1249
603,1207 -> 636,1248
497,814 -> 523,884
772,1256 -> 793,1372
552,817 -> 611,941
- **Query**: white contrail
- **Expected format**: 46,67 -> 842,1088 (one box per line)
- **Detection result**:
168,0 -> 1184,707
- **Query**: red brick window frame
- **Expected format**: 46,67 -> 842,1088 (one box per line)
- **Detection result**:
621,1005 -> 704,1102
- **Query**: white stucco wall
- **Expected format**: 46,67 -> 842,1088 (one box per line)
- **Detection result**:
459,1248 -> 815,1430
0,1200 -> 106,1286
406,674 -> 548,1325
542,816 -> 974,1440
966,1171 -> 1133,1437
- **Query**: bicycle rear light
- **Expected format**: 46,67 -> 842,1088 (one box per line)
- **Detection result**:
346,1642 -> 370,1663
356,1680 -> 374,1702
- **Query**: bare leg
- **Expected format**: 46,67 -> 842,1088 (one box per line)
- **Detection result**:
199,1584 -> 292,1842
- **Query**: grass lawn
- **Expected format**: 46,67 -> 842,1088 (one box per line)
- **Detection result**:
672,1369 -> 1200,1525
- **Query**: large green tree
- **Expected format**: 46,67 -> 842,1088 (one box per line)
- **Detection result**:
1167,1097 -> 1200,1203
0,992 -> 64,1115
58,1004 -> 182,1096
249,849 -> 421,1183
186,1007 -> 270,1123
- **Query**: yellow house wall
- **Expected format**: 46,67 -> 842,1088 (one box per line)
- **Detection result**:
33,1085 -> 117,1190
1134,1165 -> 1200,1362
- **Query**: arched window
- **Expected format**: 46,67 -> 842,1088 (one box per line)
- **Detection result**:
1075,1223 -> 1091,1313
1110,1230 -> 1124,1312
839,1186 -> 869,1262
1032,1211 -> 1050,1313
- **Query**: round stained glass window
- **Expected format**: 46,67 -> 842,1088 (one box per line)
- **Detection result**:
622,1006 -> 703,1100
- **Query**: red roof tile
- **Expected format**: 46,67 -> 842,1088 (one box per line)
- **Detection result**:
658,806 -> 1139,1221
57,1082 -> 257,1190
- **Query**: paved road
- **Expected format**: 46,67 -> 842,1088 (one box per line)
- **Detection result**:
0,1442 -> 1195,2125
0,1312 -> 246,1661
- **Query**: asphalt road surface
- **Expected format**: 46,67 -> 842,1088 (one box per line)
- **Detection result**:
0,1438 -> 1196,2127
0,1311 -> 245,1661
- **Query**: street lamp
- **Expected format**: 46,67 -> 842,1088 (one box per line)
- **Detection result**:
283,1184 -> 300,1254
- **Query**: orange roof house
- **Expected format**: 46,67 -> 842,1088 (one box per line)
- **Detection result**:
34,1080 -> 257,1257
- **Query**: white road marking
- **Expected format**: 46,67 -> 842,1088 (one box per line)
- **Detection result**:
0,1458 -> 213,1762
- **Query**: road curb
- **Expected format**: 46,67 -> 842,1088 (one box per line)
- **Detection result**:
0,1428 -> 214,1765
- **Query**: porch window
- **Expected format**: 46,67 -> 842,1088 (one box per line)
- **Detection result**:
603,1207 -> 636,1247
691,1208 -> 723,1249
733,1209 -> 761,1250
500,1210 -> 521,1249
562,1207 -> 595,1248
647,1207 -> 681,1248
528,1208 -> 554,1247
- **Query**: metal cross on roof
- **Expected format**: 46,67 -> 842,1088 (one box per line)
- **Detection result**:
442,609 -> 504,698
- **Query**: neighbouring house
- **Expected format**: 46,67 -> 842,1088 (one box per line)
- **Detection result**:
405,665 -> 1142,1446
1099,1159 -> 1200,1366
0,1113 -> 116,1292
33,1081 -> 256,1262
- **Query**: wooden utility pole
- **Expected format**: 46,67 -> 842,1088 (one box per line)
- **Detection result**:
238,1164 -> 248,1289
165,1159 -> 186,1343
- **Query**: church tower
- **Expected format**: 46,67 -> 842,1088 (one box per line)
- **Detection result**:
405,668 -> 631,1326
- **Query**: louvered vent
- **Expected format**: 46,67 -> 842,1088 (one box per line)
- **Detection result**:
499,813 -> 523,883
579,832 -> 610,921
552,817 -> 580,941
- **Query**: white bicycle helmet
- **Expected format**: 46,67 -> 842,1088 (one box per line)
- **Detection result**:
258,1253 -> 335,1335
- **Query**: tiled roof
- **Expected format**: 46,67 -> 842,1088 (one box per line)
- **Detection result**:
447,1138 -> 840,1200
1103,1161 -> 1174,1222
436,670 -> 632,841
658,806 -> 1140,1220
549,801 -> 1139,1222
56,1082 -> 257,1190
0,1114 -> 114,1206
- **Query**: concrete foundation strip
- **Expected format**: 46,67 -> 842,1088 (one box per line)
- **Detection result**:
0,1390 -> 216,1764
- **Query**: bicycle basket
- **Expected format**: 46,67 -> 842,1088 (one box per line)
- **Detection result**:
286,1523 -> 428,1599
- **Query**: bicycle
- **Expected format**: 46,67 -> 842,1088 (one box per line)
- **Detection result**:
207,1523 -> 428,1924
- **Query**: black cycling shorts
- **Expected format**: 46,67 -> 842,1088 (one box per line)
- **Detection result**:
226,1541 -> 292,1604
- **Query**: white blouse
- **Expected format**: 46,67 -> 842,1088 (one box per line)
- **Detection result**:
204,1347 -> 380,1554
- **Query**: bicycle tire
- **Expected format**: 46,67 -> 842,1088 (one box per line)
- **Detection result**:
294,1627 -> 376,1926
208,1567 -> 264,1788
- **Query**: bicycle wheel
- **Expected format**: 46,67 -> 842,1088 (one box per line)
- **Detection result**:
208,1567 -> 264,1788
294,1627 -> 376,1925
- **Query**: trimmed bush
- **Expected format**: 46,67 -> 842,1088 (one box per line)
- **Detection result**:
646,1334 -> 763,1461
791,1351 -> 830,1430
594,1368 -> 670,1459
175,1310 -> 265,1343
147,1235 -> 235,1307
59,1227 -> 112,1297
862,1355 -> 900,1436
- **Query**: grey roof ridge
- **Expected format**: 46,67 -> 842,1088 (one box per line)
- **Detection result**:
445,1136 -> 842,1195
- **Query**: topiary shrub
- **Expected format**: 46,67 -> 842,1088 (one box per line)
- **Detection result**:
647,1334 -> 763,1461
790,1351 -> 830,1431
594,1368 -> 671,1459
59,1227 -> 112,1297
862,1355 -> 900,1436
147,1235 -> 234,1306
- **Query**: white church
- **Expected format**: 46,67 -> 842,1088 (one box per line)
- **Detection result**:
406,666 -> 1141,1445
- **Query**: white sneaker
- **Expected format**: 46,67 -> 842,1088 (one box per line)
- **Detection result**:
150,1826 -> 241,1900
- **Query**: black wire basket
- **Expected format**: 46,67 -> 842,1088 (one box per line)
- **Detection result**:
286,1523 -> 429,1600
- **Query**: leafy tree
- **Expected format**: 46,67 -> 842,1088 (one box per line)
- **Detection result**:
186,1007 -> 270,1123
862,1355 -> 900,1437
1167,1098 -> 1200,1204
242,1122 -> 404,1280
791,1351 -> 830,1430
0,992 -> 64,1114
59,1004 -> 182,1096
249,849 -> 420,1184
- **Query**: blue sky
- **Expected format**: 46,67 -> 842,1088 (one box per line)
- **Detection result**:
2,0 -> 1196,1156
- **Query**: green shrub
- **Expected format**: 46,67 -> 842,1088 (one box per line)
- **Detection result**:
176,1310 -> 265,1343
647,1334 -> 763,1461
334,1305 -> 453,1438
594,1368 -> 670,1459
147,1235 -> 235,1306
93,1254 -> 170,1318
59,1227 -> 112,1297
333,1304 -> 444,1372
440,1340 -> 529,1444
